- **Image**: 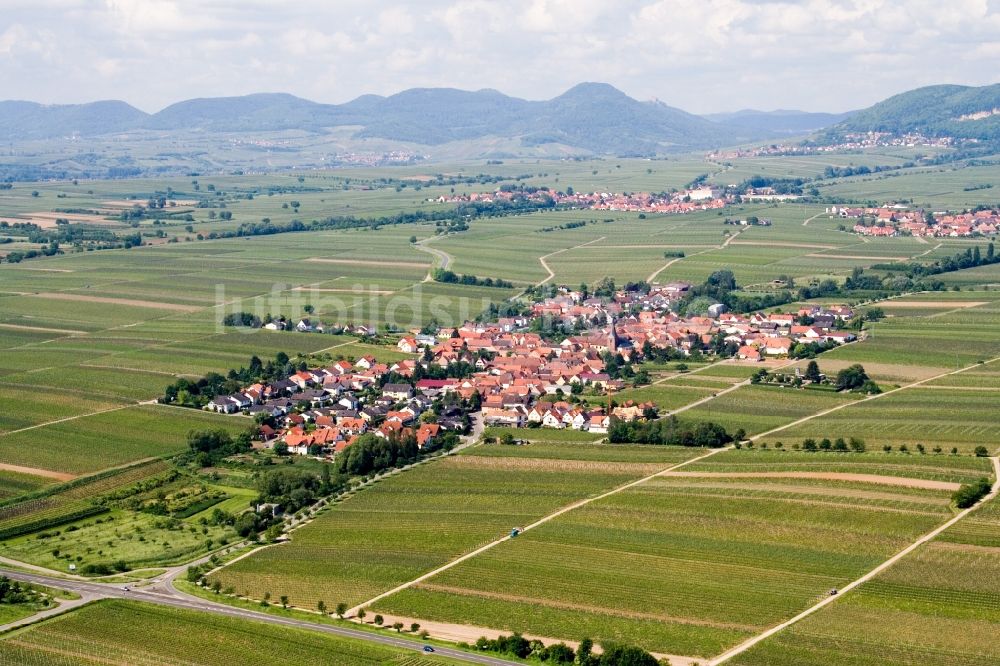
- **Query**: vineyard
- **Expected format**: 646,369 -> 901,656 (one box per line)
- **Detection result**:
210,445 -> 706,610
0,600 -> 462,664
683,448 -> 994,485
373,474 -> 958,658
731,493 -> 1000,666
0,460 -> 171,540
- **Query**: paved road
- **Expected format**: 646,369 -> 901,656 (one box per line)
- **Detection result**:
0,567 -> 518,665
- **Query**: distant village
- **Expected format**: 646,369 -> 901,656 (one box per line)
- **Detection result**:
830,205 -> 1000,238
710,132 -> 960,160
431,185 -> 729,214
206,286 -> 855,459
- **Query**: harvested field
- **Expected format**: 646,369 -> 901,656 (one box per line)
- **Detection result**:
659,471 -> 961,491
880,300 -> 988,308
305,257 -> 429,268
0,463 -> 75,482
32,293 -> 202,312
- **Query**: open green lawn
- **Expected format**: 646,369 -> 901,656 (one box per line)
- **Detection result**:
0,599 -> 462,664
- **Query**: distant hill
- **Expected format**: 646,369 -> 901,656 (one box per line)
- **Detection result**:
0,83 -> 760,155
0,100 -> 146,139
703,109 -> 854,135
820,83 -> 1000,142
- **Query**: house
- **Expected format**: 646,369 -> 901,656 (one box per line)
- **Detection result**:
588,414 -> 610,434
382,383 -> 414,401
416,422 -> 441,448
397,337 -> 420,354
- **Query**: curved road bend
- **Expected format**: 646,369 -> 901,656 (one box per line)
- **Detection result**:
0,568 -> 518,666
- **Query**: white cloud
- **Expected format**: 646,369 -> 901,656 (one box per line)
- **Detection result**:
0,0 -> 996,113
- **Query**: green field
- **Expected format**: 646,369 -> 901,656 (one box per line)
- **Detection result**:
732,492 -> 1000,666
210,444 -> 705,610
0,599 -> 462,664
372,471 -> 958,658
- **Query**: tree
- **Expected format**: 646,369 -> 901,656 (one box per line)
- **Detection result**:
849,437 -> 866,453
410,623 -> 421,633
803,438 -> 818,452
317,600 -> 327,615
280,595 -> 288,609
336,602 -> 347,618
393,622 -> 404,632
975,446 -> 989,457
303,304 -> 314,315
373,614 -> 383,626
211,580 -> 222,594
357,608 -> 366,622
835,364 -> 874,392
804,360 -> 822,383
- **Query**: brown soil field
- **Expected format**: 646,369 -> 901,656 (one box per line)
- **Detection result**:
0,462 -> 75,481
880,300 -> 988,308
33,292 -> 202,312
305,257 -> 429,268
659,471 -> 961,491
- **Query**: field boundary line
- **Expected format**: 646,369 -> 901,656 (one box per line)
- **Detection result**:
748,354 -> 1000,443
710,456 -> 1000,665
347,445 -> 730,616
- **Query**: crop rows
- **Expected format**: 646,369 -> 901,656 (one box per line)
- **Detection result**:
374,475 -> 955,658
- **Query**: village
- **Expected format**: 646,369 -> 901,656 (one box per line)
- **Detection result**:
830,204 -> 1000,237
205,286 -> 856,459
430,184 -> 729,214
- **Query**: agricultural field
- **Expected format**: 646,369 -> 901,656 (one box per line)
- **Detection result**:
0,599 -> 462,665
371,465 -> 962,659
0,460 -> 172,541
209,443 -> 706,610
731,492 -> 1000,666
0,507 -> 237,573
759,384 -> 1000,455
0,405 -> 246,476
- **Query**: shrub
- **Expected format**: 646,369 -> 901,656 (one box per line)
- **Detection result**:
953,478 -> 992,509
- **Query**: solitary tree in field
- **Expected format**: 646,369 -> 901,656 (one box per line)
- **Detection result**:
304,304 -> 314,315
280,595 -> 288,609
805,360 -> 822,383
336,602 -> 347,618
317,600 -> 326,615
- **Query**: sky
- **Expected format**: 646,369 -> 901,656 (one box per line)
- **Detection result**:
1,0 -> 999,114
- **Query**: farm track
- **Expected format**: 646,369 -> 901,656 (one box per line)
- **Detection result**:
709,456 -> 1000,665
412,236 -> 454,281
0,463 -> 76,482
347,445 -> 729,616
646,228 -> 746,283
535,237 -> 606,286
